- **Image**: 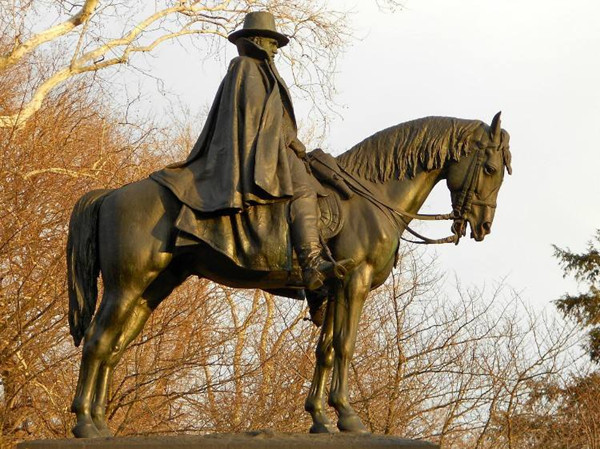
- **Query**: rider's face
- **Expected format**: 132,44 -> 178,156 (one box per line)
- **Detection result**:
251,36 -> 279,60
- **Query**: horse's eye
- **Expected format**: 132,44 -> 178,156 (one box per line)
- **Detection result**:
484,164 -> 497,175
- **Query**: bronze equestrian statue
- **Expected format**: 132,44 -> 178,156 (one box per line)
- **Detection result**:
67,11 -> 512,439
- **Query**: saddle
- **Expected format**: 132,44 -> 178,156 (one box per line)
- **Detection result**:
309,149 -> 353,240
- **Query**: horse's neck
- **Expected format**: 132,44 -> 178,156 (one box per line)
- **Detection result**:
377,167 -> 444,216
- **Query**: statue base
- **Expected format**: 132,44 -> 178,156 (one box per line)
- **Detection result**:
18,430 -> 439,449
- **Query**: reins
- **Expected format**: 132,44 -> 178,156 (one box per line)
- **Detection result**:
329,147 -> 490,246
337,165 -> 460,245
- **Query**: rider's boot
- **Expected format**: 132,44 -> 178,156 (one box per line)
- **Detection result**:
296,243 -> 334,291
291,197 -> 352,291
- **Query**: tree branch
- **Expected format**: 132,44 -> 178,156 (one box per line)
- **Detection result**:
0,0 -> 99,71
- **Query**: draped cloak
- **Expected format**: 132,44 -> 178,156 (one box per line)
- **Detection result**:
151,40 -> 298,213
150,40 -> 310,271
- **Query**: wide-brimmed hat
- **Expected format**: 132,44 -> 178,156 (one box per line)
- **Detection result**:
228,11 -> 289,47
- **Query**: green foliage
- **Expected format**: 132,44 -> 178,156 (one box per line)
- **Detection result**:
554,230 -> 600,362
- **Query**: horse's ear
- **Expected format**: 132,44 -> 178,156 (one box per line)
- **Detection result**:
490,111 -> 502,145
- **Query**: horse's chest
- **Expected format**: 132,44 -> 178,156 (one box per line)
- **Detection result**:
362,215 -> 400,287
370,236 -> 398,287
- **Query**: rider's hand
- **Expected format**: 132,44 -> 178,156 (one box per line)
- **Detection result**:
289,137 -> 307,159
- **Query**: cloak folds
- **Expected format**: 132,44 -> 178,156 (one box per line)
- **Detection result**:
150,41 -> 302,271
151,42 -> 298,213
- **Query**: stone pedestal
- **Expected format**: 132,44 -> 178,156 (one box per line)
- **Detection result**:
18,430 -> 439,449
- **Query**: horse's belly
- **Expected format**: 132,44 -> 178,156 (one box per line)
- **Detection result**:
177,242 -> 303,290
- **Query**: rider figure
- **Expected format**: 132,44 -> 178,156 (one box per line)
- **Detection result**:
228,13 -> 336,290
152,11 -> 339,290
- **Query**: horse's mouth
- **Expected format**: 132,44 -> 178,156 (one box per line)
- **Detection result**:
471,230 -> 486,242
468,219 -> 492,242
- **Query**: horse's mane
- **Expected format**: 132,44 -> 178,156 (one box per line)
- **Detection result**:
336,117 -> 484,183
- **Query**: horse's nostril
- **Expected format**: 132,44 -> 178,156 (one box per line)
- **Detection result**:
482,222 -> 492,233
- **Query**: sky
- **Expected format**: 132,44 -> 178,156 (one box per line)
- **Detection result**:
322,0 -> 600,310
140,0 -> 600,310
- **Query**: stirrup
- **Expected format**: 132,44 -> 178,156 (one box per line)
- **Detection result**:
317,256 -> 354,279
303,262 -> 328,291
302,257 -> 354,290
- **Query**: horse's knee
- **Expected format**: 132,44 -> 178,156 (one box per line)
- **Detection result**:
316,341 -> 334,368
333,338 -> 353,361
83,331 -> 121,361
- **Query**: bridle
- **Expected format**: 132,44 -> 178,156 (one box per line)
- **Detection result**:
337,145 -> 497,246
445,146 -> 500,245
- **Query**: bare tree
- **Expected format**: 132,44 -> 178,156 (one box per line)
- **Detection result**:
0,0 -> 352,128
0,62 -> 167,444
337,248 -> 580,448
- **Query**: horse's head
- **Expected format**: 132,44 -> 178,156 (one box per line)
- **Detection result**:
446,112 -> 512,242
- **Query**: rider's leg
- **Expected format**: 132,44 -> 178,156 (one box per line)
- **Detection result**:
287,151 -> 348,291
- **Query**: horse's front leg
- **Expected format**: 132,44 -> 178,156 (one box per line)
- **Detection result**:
328,265 -> 372,433
305,296 -> 336,433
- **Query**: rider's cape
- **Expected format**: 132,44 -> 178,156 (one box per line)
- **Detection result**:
150,40 -> 311,272
151,39 -> 298,213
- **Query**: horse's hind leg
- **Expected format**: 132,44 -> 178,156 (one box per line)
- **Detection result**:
90,267 -> 188,437
89,299 -> 151,437
305,296 -> 336,433
71,287 -> 146,438
70,179 -> 180,438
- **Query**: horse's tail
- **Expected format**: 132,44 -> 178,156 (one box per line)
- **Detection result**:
67,189 -> 112,347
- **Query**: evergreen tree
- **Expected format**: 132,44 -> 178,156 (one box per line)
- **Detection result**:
554,230 -> 600,362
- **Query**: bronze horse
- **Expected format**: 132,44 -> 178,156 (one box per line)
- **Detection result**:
67,114 -> 511,438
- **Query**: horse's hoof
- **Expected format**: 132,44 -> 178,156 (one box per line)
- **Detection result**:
72,422 -> 101,439
309,422 -> 337,434
92,419 -> 113,437
95,425 -> 113,438
337,414 -> 370,434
